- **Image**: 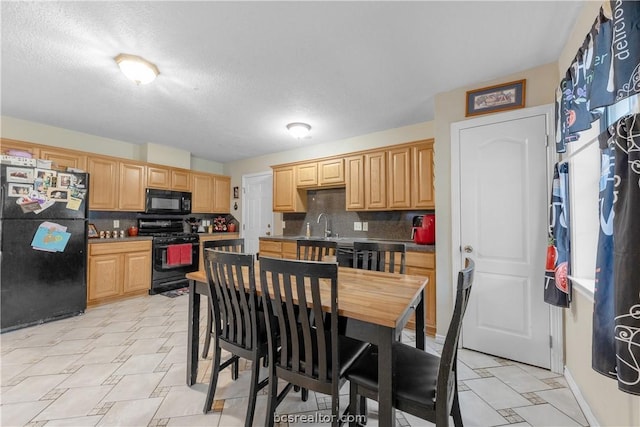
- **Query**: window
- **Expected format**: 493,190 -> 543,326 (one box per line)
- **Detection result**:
566,95 -> 639,294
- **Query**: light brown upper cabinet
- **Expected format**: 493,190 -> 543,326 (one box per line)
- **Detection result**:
295,159 -> 344,188
273,166 -> 306,212
295,163 -> 318,187
364,150 -> 387,210
345,155 -> 365,210
212,175 -> 231,213
171,169 -> 191,192
411,140 -> 435,209
1,138 -> 40,158
118,161 -> 146,211
147,166 -> 191,192
192,172 -> 230,213
318,158 -> 344,186
87,156 -> 119,210
191,172 -> 214,213
147,166 -> 171,189
387,146 -> 411,209
38,147 -> 87,171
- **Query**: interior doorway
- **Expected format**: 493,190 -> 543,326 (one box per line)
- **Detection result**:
242,172 -> 273,255
451,104 -> 563,373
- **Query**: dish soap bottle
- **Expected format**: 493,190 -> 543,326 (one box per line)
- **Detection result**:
306,222 -> 311,238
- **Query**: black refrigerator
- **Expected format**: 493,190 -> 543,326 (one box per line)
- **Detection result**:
1,164 -> 89,332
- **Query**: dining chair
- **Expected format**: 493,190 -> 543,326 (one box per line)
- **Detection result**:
352,241 -> 406,273
202,238 -> 245,359
202,249 -> 269,426
346,258 -> 475,427
297,238 -> 338,261
259,257 -> 370,427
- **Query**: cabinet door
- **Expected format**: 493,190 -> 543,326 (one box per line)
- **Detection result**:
87,156 -> 118,210
88,254 -> 121,301
364,151 -> 386,209
318,158 -> 344,186
1,139 -> 39,157
212,175 -> 231,213
118,162 -> 146,211
273,167 -> 305,212
123,251 -> 151,293
171,169 -> 191,191
387,146 -> 411,209
192,173 -> 214,213
39,147 -> 87,171
345,155 -> 365,210
296,163 -> 318,187
412,142 -> 435,209
147,166 -> 171,189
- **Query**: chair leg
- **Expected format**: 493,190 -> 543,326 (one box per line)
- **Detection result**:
232,358 -> 239,380
202,306 -> 213,358
451,389 -> 463,427
265,368 -> 278,427
244,357 -> 261,427
202,339 -> 222,413
301,388 -> 309,401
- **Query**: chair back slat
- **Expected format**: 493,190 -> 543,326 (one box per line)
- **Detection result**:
260,257 -> 338,385
353,241 -> 406,274
204,250 -> 257,351
436,257 -> 475,419
297,239 -> 337,261
204,238 -> 245,253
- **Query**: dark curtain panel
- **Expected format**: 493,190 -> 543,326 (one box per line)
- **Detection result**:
611,113 -> 640,395
554,1 -> 639,153
592,125 -> 617,379
544,163 -> 571,307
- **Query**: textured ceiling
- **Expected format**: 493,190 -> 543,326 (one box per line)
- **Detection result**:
1,1 -> 584,163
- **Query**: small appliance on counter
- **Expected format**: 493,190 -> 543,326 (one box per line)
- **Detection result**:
184,217 -> 201,233
411,214 -> 435,245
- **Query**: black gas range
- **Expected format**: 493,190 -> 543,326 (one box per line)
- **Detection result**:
138,219 -> 200,294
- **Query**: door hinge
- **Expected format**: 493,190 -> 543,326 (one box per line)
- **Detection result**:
545,134 -> 550,147
549,335 -> 553,348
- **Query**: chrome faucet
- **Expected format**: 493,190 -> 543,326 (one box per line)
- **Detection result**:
317,213 -> 331,238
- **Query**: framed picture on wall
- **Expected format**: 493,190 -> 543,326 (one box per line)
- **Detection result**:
466,79 -> 526,117
233,186 -> 239,199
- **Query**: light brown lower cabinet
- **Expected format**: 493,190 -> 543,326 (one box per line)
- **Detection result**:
88,240 -> 152,306
402,251 -> 436,336
258,239 -> 297,259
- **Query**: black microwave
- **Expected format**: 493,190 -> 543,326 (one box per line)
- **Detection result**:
145,189 -> 192,215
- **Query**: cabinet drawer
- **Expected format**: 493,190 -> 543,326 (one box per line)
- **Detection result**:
90,240 -> 152,256
406,251 -> 435,269
259,240 -> 282,253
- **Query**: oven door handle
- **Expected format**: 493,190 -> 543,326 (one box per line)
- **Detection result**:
154,243 -> 199,250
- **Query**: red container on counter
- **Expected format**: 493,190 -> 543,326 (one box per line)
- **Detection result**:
413,214 -> 435,245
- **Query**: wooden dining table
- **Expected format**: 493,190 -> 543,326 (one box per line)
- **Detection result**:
185,262 -> 428,426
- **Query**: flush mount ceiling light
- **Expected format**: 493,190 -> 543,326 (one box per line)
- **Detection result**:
114,53 -> 159,85
286,122 -> 311,139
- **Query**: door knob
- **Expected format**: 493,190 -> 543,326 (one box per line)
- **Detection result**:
463,245 -> 473,253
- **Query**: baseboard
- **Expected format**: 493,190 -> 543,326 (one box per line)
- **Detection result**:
435,333 -> 445,345
564,366 -> 600,427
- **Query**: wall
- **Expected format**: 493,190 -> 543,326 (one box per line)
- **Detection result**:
222,121 -> 434,230
433,61 -> 558,341
557,2 -> 640,425
0,116 -> 224,174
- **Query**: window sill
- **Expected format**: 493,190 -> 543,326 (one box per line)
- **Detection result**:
568,275 -> 594,302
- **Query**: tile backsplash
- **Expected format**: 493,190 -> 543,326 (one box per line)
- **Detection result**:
282,188 -> 434,241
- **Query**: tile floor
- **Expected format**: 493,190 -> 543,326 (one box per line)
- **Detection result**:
1,293 -> 589,426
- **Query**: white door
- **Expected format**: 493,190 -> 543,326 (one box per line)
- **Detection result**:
455,108 -> 552,369
242,172 -> 273,255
